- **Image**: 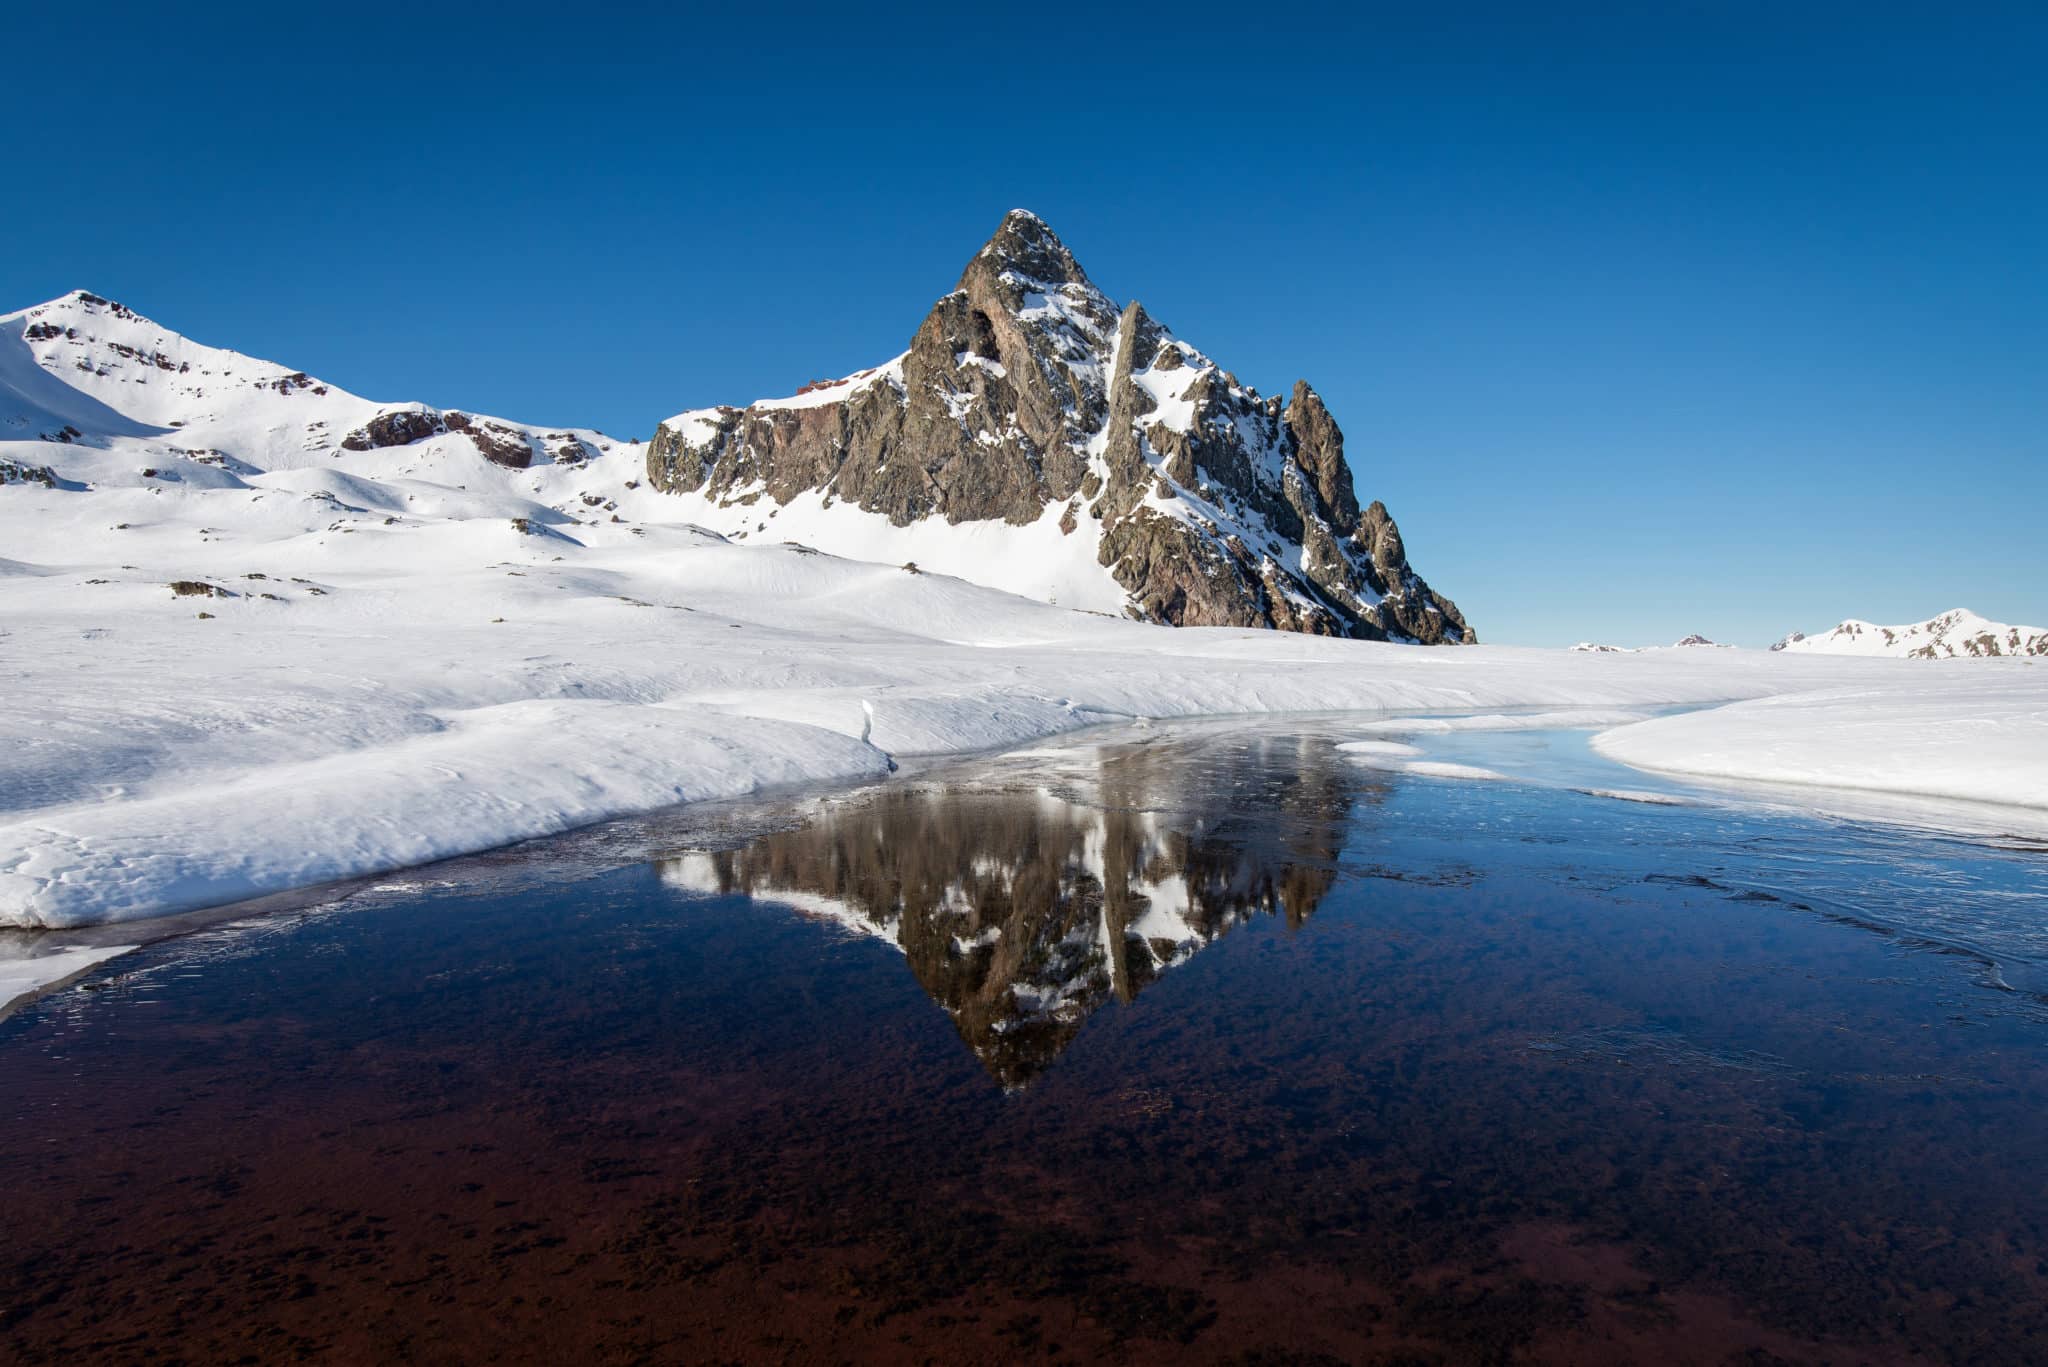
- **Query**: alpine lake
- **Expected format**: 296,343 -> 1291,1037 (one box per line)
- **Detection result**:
4,716 -> 2046,1366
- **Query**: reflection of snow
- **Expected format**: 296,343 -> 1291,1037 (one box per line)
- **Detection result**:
651,734 -> 1355,1084
655,853 -> 723,895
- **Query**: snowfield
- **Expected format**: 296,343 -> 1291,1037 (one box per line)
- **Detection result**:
1592,676 -> 2048,819
3,514 -> 2039,936
3,287 -> 2045,1009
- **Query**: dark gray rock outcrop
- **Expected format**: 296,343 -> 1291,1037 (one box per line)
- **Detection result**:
338,406 -> 599,470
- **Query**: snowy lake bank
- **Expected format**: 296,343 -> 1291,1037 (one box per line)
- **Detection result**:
6,702 -> 2045,1020
2,492 -> 2044,1021
5,530 -> 2043,938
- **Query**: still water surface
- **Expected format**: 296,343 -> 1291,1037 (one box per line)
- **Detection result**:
3,720 -> 2046,1364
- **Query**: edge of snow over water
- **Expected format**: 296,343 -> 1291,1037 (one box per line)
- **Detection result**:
3,512 -> 2041,934
1592,672 -> 2048,836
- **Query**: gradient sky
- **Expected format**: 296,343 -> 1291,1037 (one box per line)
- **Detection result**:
5,2 -> 2042,646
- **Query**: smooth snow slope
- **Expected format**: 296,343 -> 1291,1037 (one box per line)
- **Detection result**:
2,287 -> 2045,948
1593,676 -> 2048,816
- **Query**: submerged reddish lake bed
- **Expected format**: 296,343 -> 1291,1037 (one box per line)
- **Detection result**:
4,721 -> 2047,1365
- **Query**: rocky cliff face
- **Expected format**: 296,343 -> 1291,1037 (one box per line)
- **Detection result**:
648,211 -> 1472,643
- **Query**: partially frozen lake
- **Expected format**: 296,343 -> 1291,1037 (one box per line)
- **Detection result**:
3,719 -> 2045,1363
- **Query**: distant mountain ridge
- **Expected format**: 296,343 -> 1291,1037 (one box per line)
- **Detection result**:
645,210 -> 1472,643
1570,634 -> 1727,653
1773,609 -> 2046,659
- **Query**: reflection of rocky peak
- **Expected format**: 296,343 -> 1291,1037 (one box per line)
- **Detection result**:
647,211 -> 1472,644
658,734 -> 1361,1086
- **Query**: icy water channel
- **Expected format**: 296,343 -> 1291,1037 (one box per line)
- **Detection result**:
3,718 -> 2048,1365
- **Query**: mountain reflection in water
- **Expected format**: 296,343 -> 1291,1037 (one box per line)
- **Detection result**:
657,731 -> 1368,1085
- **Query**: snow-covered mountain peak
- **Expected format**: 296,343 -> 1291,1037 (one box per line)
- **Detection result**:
646,210 -> 1474,643
972,208 -> 1099,295
3,214 -> 1474,648
3,286 -> 631,482
2,289 -> 359,449
0,281 -> 657,562
1773,609 -> 2046,659
17,289 -> 344,389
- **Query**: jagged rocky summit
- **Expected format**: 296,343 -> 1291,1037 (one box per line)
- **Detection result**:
648,210 -> 1472,643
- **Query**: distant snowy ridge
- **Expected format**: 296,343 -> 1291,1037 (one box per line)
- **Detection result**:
1773,609 -> 2046,659
1570,634 -> 1727,653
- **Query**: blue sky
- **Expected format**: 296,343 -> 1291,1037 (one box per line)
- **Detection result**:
4,2 -> 2042,646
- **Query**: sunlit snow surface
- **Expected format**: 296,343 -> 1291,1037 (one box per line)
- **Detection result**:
1,288 -> 2044,981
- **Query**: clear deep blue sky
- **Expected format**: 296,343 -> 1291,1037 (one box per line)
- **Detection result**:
5,2 -> 2042,646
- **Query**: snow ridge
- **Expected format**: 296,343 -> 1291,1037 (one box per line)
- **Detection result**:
1773,609 -> 2047,660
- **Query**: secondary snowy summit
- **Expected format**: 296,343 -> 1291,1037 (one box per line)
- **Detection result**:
1773,609 -> 2047,659
647,210 -> 1472,643
0,290 -> 621,482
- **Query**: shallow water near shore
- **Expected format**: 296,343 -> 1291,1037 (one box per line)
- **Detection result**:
3,719 -> 2046,1364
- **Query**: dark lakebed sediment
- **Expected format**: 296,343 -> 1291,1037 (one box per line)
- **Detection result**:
3,720 -> 2046,1365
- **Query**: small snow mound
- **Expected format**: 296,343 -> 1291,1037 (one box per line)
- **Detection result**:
1352,709 -> 1658,735
1575,788 -> 1697,807
1336,739 -> 1424,758
1399,761 -> 1511,782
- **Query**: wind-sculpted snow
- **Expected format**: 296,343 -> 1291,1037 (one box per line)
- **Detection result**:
1592,677 -> 2048,831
